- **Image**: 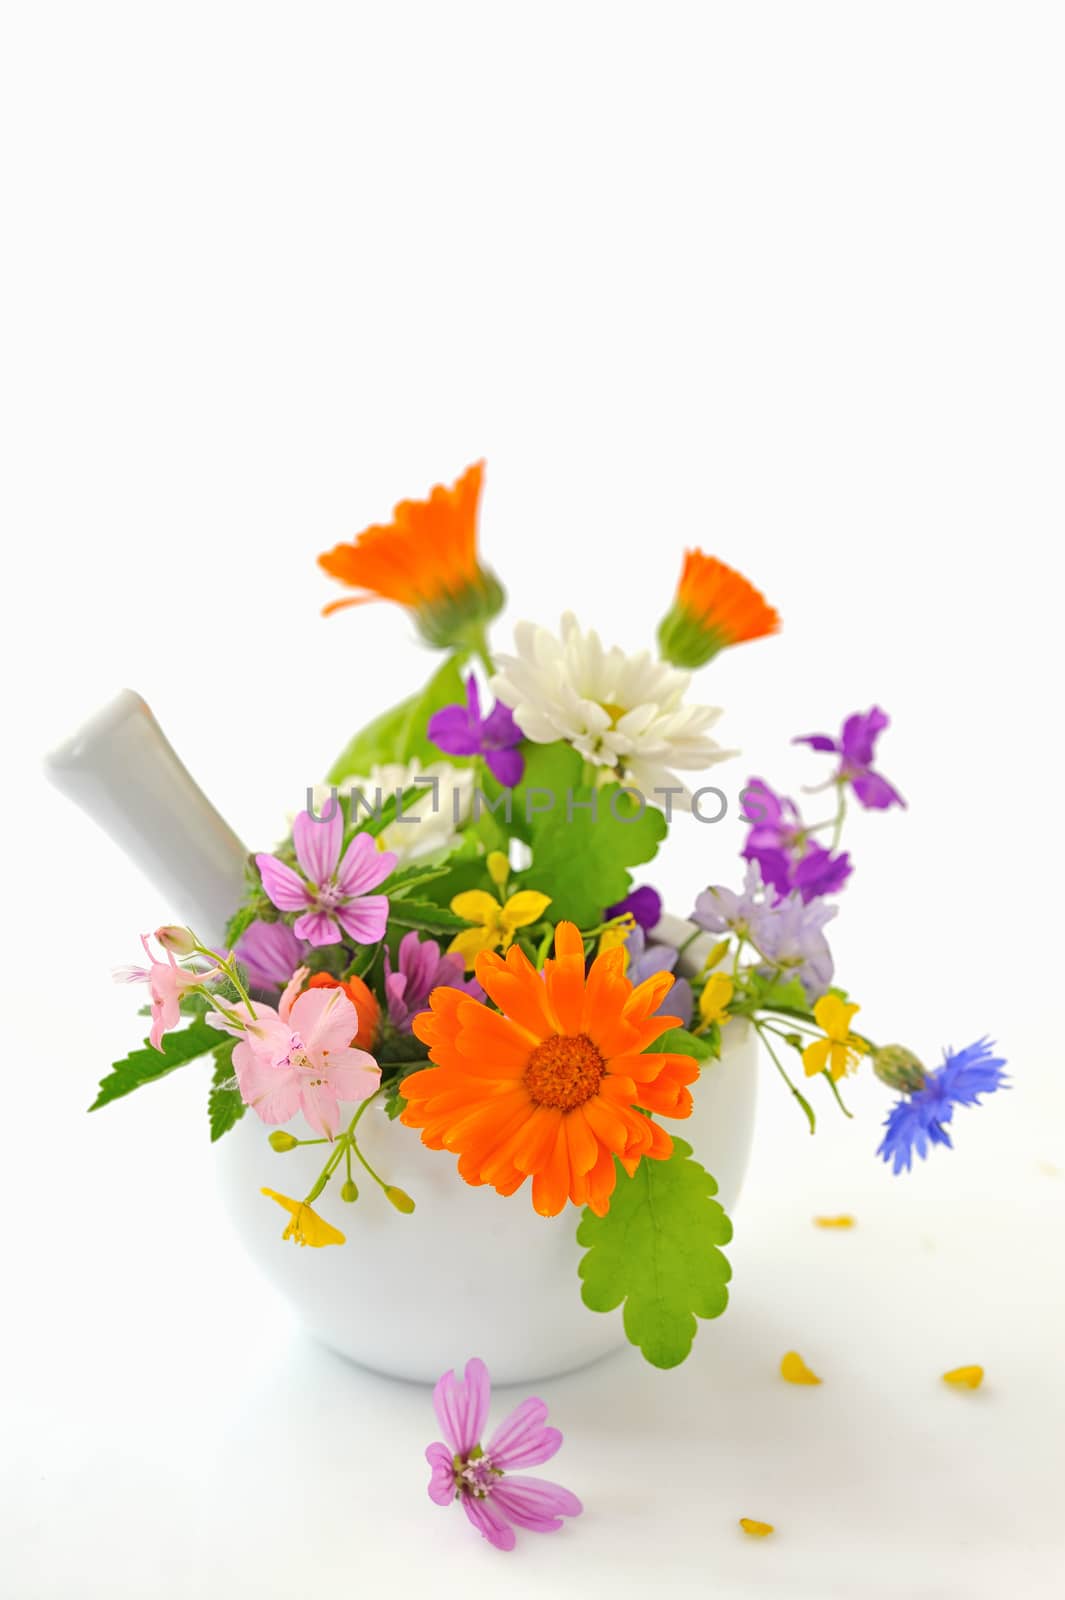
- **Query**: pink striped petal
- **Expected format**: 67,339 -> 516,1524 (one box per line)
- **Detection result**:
486,1397 -> 562,1469
298,1078 -> 342,1139
293,806 -> 343,886
292,910 -> 343,946
425,1443 -> 457,1507
334,896 -> 390,944
336,833 -> 398,896
461,1494 -> 516,1551
289,985 -> 360,1057
325,1050 -> 381,1105
257,853 -> 312,913
232,1044 -> 302,1125
432,1358 -> 491,1455
490,1475 -> 582,1531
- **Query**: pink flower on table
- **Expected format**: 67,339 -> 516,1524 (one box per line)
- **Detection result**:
426,1357 -> 582,1552
209,966 -> 380,1137
114,934 -> 224,1052
256,807 -> 397,948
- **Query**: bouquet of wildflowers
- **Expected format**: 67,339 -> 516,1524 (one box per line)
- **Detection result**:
100,462 -> 1006,1369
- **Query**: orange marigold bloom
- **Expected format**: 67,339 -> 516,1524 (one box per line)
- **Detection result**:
302,971 -> 380,1051
400,921 -> 699,1218
317,461 -> 504,648
658,549 -> 779,668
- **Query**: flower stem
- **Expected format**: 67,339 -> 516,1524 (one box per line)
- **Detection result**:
755,1021 -> 816,1134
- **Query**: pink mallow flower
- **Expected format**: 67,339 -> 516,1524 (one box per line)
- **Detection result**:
426,1357 -> 582,1552
209,967 -> 379,1137
256,806 -> 397,948
114,934 -> 224,1052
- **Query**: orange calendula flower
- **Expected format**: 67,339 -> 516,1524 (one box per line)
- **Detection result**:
401,921 -> 699,1217
317,461 -> 505,648
658,549 -> 780,668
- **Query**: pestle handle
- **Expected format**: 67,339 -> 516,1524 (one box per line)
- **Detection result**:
44,689 -> 250,947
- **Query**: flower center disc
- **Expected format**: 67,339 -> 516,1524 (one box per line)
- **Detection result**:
524,1032 -> 605,1110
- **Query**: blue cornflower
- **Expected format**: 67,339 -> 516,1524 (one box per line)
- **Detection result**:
877,1038 -> 1008,1173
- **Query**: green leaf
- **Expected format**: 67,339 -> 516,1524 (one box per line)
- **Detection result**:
576,1138 -> 732,1369
387,899 -> 469,933
208,1040 -> 245,1142
656,1026 -> 719,1063
523,782 -> 667,927
90,1020 -> 229,1112
327,654 -> 468,782
384,862 -> 451,901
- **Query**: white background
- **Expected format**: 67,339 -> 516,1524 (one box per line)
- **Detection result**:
2,4 -> 1064,1596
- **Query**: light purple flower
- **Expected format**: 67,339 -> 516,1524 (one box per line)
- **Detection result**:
426,1357 -> 582,1552
428,675 -> 524,788
255,808 -> 397,948
624,927 -> 693,1027
795,706 -> 905,810
692,861 -> 767,937
750,894 -> 837,1000
234,919 -> 309,994
606,884 -> 662,932
383,930 -> 483,1033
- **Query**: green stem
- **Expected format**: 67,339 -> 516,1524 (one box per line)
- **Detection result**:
755,1021 -> 817,1134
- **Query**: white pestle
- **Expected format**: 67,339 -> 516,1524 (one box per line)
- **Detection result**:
44,689 -> 249,947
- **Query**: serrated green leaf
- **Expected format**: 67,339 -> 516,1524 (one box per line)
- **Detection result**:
387,900 -> 469,933
523,782 -> 667,926
576,1138 -> 732,1369
90,1020 -> 228,1112
327,655 -> 468,782
208,1040 -> 245,1142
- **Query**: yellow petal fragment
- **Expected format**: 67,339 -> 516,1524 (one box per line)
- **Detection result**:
450,889 -> 502,928
942,1364 -> 984,1390
261,1188 -> 346,1248
699,972 -> 734,1027
739,1518 -> 775,1538
812,993 -> 861,1041
780,1350 -> 822,1385
801,1036 -> 833,1078
447,925 -> 499,969
500,889 -> 553,933
702,939 -> 732,973
814,1214 -> 856,1228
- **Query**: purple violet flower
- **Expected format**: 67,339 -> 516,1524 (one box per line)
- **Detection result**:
256,807 -> 397,948
383,930 -> 483,1032
623,926 -> 693,1027
426,1357 -> 582,1552
692,862 -> 767,937
428,675 -> 525,788
750,894 -> 837,1001
795,706 -> 906,810
877,1039 -> 1008,1174
234,919 -> 309,994
740,777 -> 851,904
606,884 -> 663,932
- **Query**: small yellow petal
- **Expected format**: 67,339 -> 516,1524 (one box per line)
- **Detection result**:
813,1215 -> 856,1228
942,1365 -> 984,1390
598,915 -> 635,959
699,972 -> 734,1027
486,850 -> 510,888
450,889 -> 502,928
801,1037 -> 832,1078
702,938 -> 732,973
261,1188 -> 346,1248
780,1350 -> 821,1385
812,994 -> 861,1042
447,926 -> 498,969
739,1518 -> 774,1538
499,890 -> 553,932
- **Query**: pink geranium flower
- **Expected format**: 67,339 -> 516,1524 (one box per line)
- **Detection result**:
114,934 -> 223,1052
426,1357 -> 582,1552
209,967 -> 380,1137
256,807 -> 397,948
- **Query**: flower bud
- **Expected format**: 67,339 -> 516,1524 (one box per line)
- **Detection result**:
340,1178 -> 359,1203
701,939 -> 731,973
385,1185 -> 416,1214
155,925 -> 197,956
486,851 -> 510,889
268,1130 -> 299,1152
872,1044 -> 927,1094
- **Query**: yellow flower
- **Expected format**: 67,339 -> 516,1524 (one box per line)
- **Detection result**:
943,1364 -> 984,1390
780,1350 -> 821,1385
486,850 -> 510,889
261,1188 -> 346,1247
739,1518 -> 775,1538
597,913 -> 635,961
698,972 -> 734,1029
448,889 -> 553,969
802,995 -> 868,1080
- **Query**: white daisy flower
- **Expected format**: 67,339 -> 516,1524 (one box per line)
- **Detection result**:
490,612 -> 734,806
308,758 -> 474,861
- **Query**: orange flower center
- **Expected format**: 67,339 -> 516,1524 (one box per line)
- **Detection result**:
523,1032 -> 605,1110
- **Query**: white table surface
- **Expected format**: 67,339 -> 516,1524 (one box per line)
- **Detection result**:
4,4 -> 1064,1594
